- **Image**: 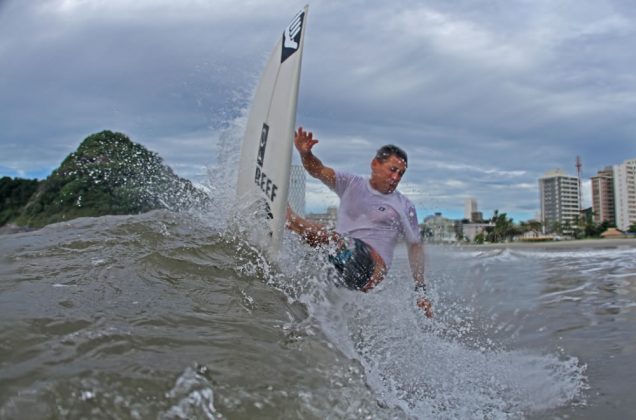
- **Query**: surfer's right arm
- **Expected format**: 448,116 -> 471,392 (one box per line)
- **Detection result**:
294,127 -> 336,189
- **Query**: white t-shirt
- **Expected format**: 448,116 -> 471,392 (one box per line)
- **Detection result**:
332,171 -> 421,269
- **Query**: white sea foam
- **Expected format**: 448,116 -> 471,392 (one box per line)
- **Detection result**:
309,267 -> 587,418
162,365 -> 218,420
201,117 -> 589,418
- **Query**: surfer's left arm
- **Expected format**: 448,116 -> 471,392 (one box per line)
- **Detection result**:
408,242 -> 433,318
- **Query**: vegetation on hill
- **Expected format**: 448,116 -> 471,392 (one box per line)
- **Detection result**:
1,130 -> 208,228
0,177 -> 41,226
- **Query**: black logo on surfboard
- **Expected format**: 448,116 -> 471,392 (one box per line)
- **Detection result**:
257,123 -> 269,166
281,10 -> 304,63
253,122 -> 278,212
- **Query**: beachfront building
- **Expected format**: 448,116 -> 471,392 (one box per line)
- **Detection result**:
613,158 -> 636,231
539,169 -> 581,234
460,222 -> 493,242
591,166 -> 615,225
464,198 -> 477,220
422,213 -> 457,243
289,164 -> 306,217
464,197 -> 483,222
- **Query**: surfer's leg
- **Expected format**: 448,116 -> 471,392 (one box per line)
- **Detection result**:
286,207 -> 387,291
348,239 -> 386,292
286,206 -> 339,247
359,250 -> 388,292
329,238 -> 387,291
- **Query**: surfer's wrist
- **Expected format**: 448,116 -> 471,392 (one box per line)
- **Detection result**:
414,282 -> 427,295
300,151 -> 314,160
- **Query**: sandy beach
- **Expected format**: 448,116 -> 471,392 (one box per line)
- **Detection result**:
454,237 -> 636,250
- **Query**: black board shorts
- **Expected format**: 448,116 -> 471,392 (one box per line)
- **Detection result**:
328,237 -> 376,290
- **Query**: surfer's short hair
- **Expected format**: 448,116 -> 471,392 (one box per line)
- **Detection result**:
375,144 -> 408,166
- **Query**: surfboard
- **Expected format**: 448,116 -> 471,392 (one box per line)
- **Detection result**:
236,6 -> 308,259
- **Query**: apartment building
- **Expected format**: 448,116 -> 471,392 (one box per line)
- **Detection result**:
539,169 -> 581,233
590,166 -> 615,225
613,158 -> 636,231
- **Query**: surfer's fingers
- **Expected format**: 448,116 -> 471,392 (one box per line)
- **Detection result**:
295,127 -> 308,140
417,297 -> 433,312
423,302 -> 434,318
296,128 -> 314,142
300,133 -> 318,149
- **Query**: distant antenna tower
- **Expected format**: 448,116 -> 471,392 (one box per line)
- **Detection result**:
576,155 -> 582,211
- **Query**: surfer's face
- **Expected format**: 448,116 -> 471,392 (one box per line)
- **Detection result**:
370,155 -> 407,194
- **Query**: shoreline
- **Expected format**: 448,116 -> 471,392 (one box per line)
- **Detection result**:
433,237 -> 636,250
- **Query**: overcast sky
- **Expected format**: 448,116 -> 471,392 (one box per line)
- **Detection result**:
2,0 -> 635,221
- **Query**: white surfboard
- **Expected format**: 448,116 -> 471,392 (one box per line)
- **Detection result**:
236,6 -> 308,258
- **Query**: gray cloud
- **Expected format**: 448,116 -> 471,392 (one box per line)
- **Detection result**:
1,0 -> 635,220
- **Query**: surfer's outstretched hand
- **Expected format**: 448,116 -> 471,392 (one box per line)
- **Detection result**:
295,126 -> 318,155
417,296 -> 434,318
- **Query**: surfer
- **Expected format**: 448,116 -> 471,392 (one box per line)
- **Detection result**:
286,127 -> 433,317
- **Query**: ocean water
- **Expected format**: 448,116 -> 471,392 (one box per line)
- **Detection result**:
2,124 -> 635,419
2,206 -> 636,418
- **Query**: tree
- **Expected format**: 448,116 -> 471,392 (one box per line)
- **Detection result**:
519,220 -> 542,237
584,220 -> 612,238
549,220 -> 563,235
0,177 -> 40,225
486,210 -> 517,243
527,220 -> 542,235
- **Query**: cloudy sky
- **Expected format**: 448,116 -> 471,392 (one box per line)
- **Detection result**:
2,0 -> 635,221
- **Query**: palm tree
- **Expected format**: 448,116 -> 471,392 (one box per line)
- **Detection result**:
487,210 -> 517,242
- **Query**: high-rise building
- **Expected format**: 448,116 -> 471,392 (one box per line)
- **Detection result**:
288,164 -> 306,216
539,169 -> 581,233
613,158 -> 636,231
464,198 -> 477,221
591,166 -> 615,225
